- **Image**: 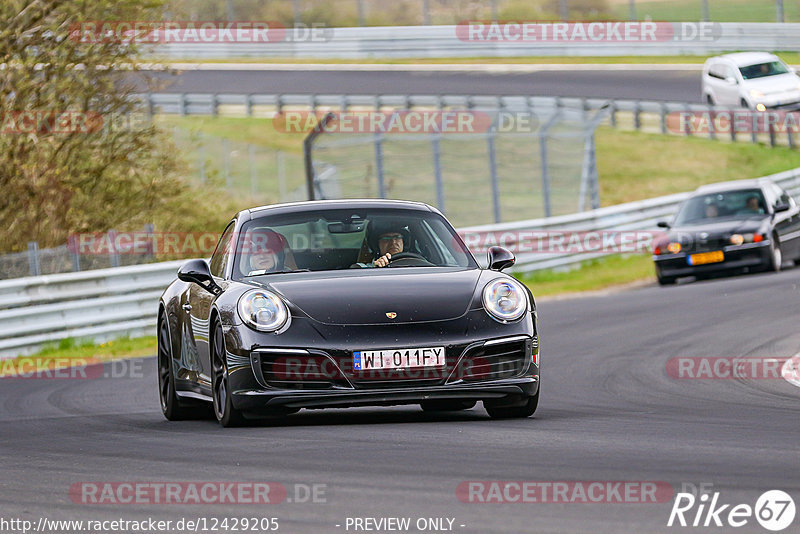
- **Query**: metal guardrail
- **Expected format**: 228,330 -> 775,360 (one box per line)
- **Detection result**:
142,93 -> 799,149
3,166 -> 800,359
0,261 -> 184,359
153,23 -> 800,59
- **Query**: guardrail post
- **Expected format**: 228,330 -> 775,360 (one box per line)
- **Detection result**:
375,134 -> 386,198
246,94 -> 254,117
731,111 -> 737,142
634,101 -> 641,131
610,100 -> 617,128
144,223 -> 155,259
660,103 -> 667,134
68,235 -> 81,272
27,241 -> 41,276
432,134 -> 445,212
487,129 -> 501,223
769,121 -> 777,147
180,93 -> 188,116
107,230 -> 120,268
707,105 -> 716,140
212,94 -> 219,116
788,125 -> 795,150
751,112 -> 758,144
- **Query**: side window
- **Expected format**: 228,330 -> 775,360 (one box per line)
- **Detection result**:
723,65 -> 736,81
210,222 -> 236,278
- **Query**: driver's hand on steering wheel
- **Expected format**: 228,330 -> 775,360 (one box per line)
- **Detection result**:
373,253 -> 391,268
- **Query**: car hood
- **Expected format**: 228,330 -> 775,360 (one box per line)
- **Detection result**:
743,73 -> 800,95
669,216 -> 766,237
263,268 -> 483,325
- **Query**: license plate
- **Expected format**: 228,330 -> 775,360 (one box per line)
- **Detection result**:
688,251 -> 724,266
353,346 -> 445,371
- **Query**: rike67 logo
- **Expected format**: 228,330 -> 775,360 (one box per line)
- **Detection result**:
668,489 -> 796,531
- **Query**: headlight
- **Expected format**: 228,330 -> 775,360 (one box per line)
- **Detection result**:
730,234 -> 744,246
749,89 -> 764,99
482,278 -> 528,322
238,290 -> 289,332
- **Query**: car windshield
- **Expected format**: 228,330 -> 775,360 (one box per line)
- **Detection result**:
739,61 -> 790,80
673,189 -> 767,225
232,208 -> 476,279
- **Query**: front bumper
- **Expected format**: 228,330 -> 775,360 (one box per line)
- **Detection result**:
224,310 -> 539,413
233,378 -> 539,411
653,241 -> 770,278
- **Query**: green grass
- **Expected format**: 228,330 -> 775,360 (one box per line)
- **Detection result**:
611,0 -> 800,23
517,254 -> 655,297
1,336 -> 157,375
596,127 -> 800,206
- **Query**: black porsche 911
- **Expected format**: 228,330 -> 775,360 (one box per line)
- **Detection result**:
158,199 -> 539,426
653,178 -> 800,285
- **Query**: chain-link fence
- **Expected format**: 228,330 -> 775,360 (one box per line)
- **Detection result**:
165,0 -> 799,25
170,127 -> 307,203
306,103 -> 606,228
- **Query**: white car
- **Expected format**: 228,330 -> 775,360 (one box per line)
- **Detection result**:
701,52 -> 800,110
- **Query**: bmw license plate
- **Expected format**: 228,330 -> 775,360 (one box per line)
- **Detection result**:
353,347 -> 445,370
688,251 -> 724,265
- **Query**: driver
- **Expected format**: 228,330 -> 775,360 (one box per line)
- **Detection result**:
742,195 -> 762,214
353,221 -> 411,268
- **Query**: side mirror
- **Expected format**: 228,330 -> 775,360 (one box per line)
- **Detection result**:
724,76 -> 737,85
487,246 -> 515,272
657,221 -> 671,229
774,202 -> 790,213
178,259 -> 222,295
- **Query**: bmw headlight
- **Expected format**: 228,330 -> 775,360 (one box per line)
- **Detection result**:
238,290 -> 289,332
482,278 -> 528,322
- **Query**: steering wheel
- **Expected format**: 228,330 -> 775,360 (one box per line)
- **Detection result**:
388,252 -> 434,267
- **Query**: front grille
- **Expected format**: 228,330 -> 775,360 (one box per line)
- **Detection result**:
257,352 -> 348,390
459,339 -> 529,382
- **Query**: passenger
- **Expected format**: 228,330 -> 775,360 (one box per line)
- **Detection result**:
704,203 -> 719,218
243,229 -> 287,275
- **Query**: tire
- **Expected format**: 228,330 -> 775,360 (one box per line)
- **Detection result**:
211,319 -> 247,427
420,400 -> 477,412
766,236 -> 782,272
741,99 -> 750,110
158,314 -> 203,421
485,391 -> 539,419
657,274 -> 676,286
706,94 -> 715,105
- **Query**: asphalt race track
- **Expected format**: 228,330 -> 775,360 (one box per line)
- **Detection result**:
139,68 -> 702,102
2,269 -> 799,533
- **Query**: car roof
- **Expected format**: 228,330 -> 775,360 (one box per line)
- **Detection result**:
713,52 -> 780,67
244,198 -> 436,218
693,178 -> 772,195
